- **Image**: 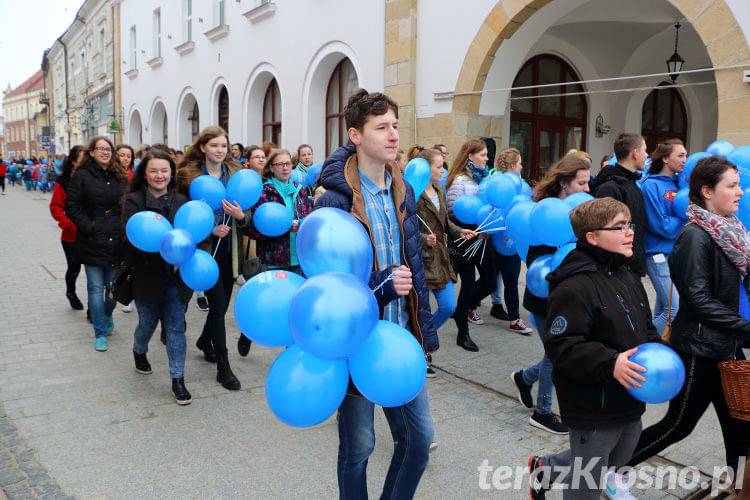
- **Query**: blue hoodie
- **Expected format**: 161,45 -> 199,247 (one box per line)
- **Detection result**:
641,174 -> 685,255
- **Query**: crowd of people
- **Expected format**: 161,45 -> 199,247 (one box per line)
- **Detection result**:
1,87 -> 744,499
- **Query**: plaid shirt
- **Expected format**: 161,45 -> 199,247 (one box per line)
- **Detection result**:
359,168 -> 410,328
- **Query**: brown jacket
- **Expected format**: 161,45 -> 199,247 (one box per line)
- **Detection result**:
416,182 -> 462,289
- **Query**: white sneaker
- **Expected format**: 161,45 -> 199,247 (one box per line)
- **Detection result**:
121,301 -> 135,313
604,471 -> 637,499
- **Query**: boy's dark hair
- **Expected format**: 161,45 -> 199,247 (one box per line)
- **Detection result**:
344,89 -> 398,132
570,197 -> 631,241
613,133 -> 644,162
689,155 -> 737,209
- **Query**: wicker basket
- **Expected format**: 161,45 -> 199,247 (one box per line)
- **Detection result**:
717,360 -> 750,422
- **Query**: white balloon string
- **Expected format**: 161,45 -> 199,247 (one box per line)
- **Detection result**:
479,240 -> 487,265
372,272 -> 400,293
417,214 -> 434,235
474,208 -> 497,231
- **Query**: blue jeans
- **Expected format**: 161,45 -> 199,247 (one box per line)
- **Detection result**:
645,254 -> 678,335
84,265 -> 116,339
431,281 -> 455,330
490,252 -> 521,319
521,314 -> 554,414
337,385 -> 434,499
133,276 -> 187,379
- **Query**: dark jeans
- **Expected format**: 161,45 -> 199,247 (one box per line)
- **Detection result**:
454,246 -> 496,331
197,249 -> 234,356
627,349 -> 750,474
491,252 -> 522,319
61,240 -> 81,296
0,175 -> 4,192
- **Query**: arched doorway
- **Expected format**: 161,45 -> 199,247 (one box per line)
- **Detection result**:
325,58 -> 358,156
177,92 -> 199,151
641,83 -> 687,152
218,86 -> 229,134
263,79 -> 281,145
128,110 -> 142,146
150,101 -> 168,145
509,54 -> 587,181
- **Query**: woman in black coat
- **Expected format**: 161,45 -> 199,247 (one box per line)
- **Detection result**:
628,155 -> 750,487
65,136 -> 128,352
122,149 -> 193,405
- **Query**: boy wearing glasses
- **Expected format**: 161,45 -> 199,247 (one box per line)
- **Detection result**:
315,89 -> 437,499
528,197 -> 663,500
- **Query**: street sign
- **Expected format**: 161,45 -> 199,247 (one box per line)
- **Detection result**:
107,120 -> 120,133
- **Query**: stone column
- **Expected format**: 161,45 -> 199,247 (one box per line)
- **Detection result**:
384,0 -> 417,148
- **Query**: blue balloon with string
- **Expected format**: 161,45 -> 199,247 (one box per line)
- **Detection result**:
526,254 -> 554,298
564,192 -> 594,208
159,228 -> 196,265
189,175 -> 226,210
673,188 -> 690,219
552,242 -> 576,268
404,157 -> 431,200
174,200 -> 215,243
475,204 -> 505,233
126,211 -> 173,252
290,169 -> 305,186
453,195 -> 483,224
226,169 -> 262,210
179,249 -> 219,291
706,140 -> 734,157
492,232 -> 517,256
254,202 -> 293,237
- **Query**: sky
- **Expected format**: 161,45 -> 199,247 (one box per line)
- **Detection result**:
0,0 -> 84,104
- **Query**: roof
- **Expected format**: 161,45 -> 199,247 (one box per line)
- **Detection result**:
4,70 -> 44,98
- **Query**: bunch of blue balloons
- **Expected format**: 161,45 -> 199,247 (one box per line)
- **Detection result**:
233,207 -> 428,427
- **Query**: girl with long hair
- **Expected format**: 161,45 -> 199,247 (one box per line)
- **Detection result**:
116,144 -> 135,181
445,138 -> 496,352
175,126 -> 249,390
65,137 -> 128,351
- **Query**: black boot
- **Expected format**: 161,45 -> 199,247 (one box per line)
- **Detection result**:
216,352 -> 241,390
66,292 -> 84,310
133,350 -> 152,374
237,335 -> 252,357
171,378 -> 192,405
457,330 -> 479,352
196,336 -> 216,363
490,303 -> 510,321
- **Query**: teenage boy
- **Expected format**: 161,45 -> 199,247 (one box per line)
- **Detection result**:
316,89 -> 438,499
528,197 -> 663,500
590,133 -> 649,276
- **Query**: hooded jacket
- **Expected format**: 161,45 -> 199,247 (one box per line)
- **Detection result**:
641,174 -> 684,256
315,145 -> 438,354
590,164 -> 647,275
416,182 -> 462,289
543,242 -> 662,430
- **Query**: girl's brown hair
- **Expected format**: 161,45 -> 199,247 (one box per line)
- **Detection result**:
261,149 -> 293,181
175,126 -> 242,195
648,138 -> 684,175
445,139 -> 486,189
406,144 -> 441,165
115,144 -> 135,170
533,154 -> 592,201
496,147 -> 521,172
76,136 -> 128,182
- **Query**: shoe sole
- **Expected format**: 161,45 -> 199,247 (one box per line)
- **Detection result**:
468,320 -> 484,325
173,393 -> 192,405
426,372 -> 437,378
529,416 -> 569,435
429,442 -> 438,453
135,368 -> 152,375
510,372 -> 535,409
509,328 -> 532,336
95,347 -> 107,352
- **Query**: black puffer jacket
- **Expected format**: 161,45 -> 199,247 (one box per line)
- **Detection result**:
65,160 -> 128,267
669,223 -> 750,359
543,242 -> 662,430
121,187 -> 193,304
590,164 -> 646,276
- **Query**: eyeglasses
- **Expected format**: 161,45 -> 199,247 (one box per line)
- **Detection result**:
94,147 -> 112,153
593,223 -> 636,233
250,155 -> 265,160
271,161 -> 293,168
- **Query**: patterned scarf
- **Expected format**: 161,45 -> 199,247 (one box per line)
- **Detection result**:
686,203 -> 750,275
468,161 -> 488,184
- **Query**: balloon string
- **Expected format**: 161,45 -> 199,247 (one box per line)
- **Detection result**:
474,208 -> 496,232
211,213 -> 230,258
416,214 -> 433,235
372,272 -> 401,293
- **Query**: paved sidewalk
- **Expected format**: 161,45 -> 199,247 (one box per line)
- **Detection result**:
0,187 -> 732,499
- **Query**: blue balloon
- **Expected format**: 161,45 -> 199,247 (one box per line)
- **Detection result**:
126,211 -> 173,252
672,188 -> 690,219
477,178 -> 489,204
348,320 -> 427,407
608,153 -> 617,166
736,191 -> 750,229
516,240 -> 530,261
226,169 -> 262,210
174,200 -> 215,243
159,229 -> 196,265
189,175 -> 226,210
706,140 -> 734,157
179,249 -> 219,291
508,193 -> 532,210
526,254 -> 554,298
552,243 -> 576,269
265,345 -> 349,427
234,270 -> 306,347
290,169 -> 305,186
492,232 -> 517,256
296,207 -> 373,283
452,195 -> 484,224
475,204 -> 505,233
530,198 -> 574,247
626,342 -> 685,404
676,172 -> 689,189
521,180 -> 532,195
439,169 -> 448,186
503,172 -> 522,194
404,157 -> 431,200
306,163 -> 323,187
254,202 -> 293,237
728,146 -> 750,186
485,174 -> 517,209
564,192 -> 594,208
289,272 -> 379,360
684,152 -> 711,181
506,201 -> 537,247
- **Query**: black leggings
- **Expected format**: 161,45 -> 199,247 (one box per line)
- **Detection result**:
197,249 -> 234,356
61,240 -> 81,296
453,246 -> 496,331
627,348 -> 750,474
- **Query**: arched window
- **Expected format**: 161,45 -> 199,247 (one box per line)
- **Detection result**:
218,86 -> 229,134
263,79 -> 281,145
326,58 -> 358,156
191,101 -> 200,143
641,83 -> 687,152
509,54 -> 587,181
